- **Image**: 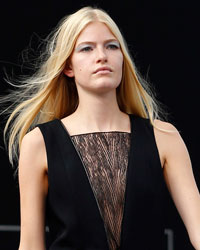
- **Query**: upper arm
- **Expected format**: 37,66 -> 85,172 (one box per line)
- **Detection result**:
18,127 -> 48,250
154,120 -> 200,246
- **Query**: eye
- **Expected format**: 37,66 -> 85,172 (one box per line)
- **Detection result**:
106,43 -> 120,50
80,46 -> 93,52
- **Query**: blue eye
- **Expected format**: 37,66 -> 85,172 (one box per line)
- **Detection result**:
80,46 -> 93,52
107,43 -> 120,50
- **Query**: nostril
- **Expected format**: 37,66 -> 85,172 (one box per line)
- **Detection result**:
96,57 -> 108,63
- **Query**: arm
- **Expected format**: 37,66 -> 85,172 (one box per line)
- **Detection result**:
154,120 -> 200,249
18,127 -> 48,250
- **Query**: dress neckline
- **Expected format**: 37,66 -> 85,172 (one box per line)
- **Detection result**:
70,131 -> 131,137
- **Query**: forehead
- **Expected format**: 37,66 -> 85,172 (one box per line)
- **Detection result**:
75,22 -> 117,45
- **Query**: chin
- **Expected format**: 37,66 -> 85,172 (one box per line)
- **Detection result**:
95,79 -> 120,88
92,84 -> 119,95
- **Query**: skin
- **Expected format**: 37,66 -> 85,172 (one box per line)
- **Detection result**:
18,22 -> 200,250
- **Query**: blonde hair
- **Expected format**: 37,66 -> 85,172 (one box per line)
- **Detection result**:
2,6 -> 164,166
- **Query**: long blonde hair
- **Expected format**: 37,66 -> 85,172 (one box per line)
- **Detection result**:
2,6 -> 163,166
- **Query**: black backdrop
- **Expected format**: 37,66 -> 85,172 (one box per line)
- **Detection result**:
0,0 -> 199,249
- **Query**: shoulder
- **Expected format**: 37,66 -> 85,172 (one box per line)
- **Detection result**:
21,127 -> 45,150
153,119 -> 178,131
153,119 -> 181,141
153,119 -> 187,164
20,127 -> 47,172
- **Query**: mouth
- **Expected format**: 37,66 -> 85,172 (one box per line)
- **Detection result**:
94,66 -> 112,74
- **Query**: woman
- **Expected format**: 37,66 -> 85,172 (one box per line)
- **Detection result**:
2,6 -> 200,250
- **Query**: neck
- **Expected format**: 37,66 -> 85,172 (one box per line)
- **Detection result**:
72,90 -> 129,132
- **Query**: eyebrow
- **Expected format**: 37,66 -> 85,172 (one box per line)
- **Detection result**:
75,39 -> 120,49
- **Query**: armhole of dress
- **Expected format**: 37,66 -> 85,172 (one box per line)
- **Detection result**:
151,121 -> 163,169
36,124 -> 49,173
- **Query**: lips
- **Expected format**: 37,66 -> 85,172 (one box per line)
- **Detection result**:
94,66 -> 112,74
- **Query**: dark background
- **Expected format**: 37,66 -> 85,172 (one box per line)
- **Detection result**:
0,0 -> 199,249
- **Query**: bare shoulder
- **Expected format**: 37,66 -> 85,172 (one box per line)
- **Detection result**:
153,119 -> 184,143
153,119 -> 182,142
153,119 -> 188,166
20,127 -> 47,172
21,127 -> 44,147
153,119 -> 185,167
153,119 -> 178,132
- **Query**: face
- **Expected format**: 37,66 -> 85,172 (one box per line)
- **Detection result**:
64,22 -> 123,95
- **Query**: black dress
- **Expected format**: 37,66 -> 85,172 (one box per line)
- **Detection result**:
37,114 -> 166,250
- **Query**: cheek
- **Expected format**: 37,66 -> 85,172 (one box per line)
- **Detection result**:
119,53 -> 124,67
72,60 -> 84,75
74,57 -> 89,72
116,54 -> 123,80
113,52 -> 123,69
73,61 -> 90,82
70,54 -> 84,73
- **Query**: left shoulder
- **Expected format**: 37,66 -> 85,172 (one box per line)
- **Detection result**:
153,119 -> 178,132
153,119 -> 181,141
153,119 -> 183,143
153,119 -> 188,166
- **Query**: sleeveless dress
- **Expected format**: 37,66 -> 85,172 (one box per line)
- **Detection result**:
37,114 -> 166,250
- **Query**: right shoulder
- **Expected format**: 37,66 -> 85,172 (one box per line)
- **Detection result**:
21,127 -> 44,148
19,127 -> 47,172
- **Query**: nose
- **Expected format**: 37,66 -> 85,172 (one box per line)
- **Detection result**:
96,47 -> 108,63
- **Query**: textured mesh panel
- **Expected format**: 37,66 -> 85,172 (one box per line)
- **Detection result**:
71,131 -> 131,250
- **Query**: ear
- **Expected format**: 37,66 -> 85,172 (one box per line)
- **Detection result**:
63,64 -> 74,78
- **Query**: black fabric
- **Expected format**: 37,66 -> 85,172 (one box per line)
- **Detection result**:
37,114 -> 166,250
